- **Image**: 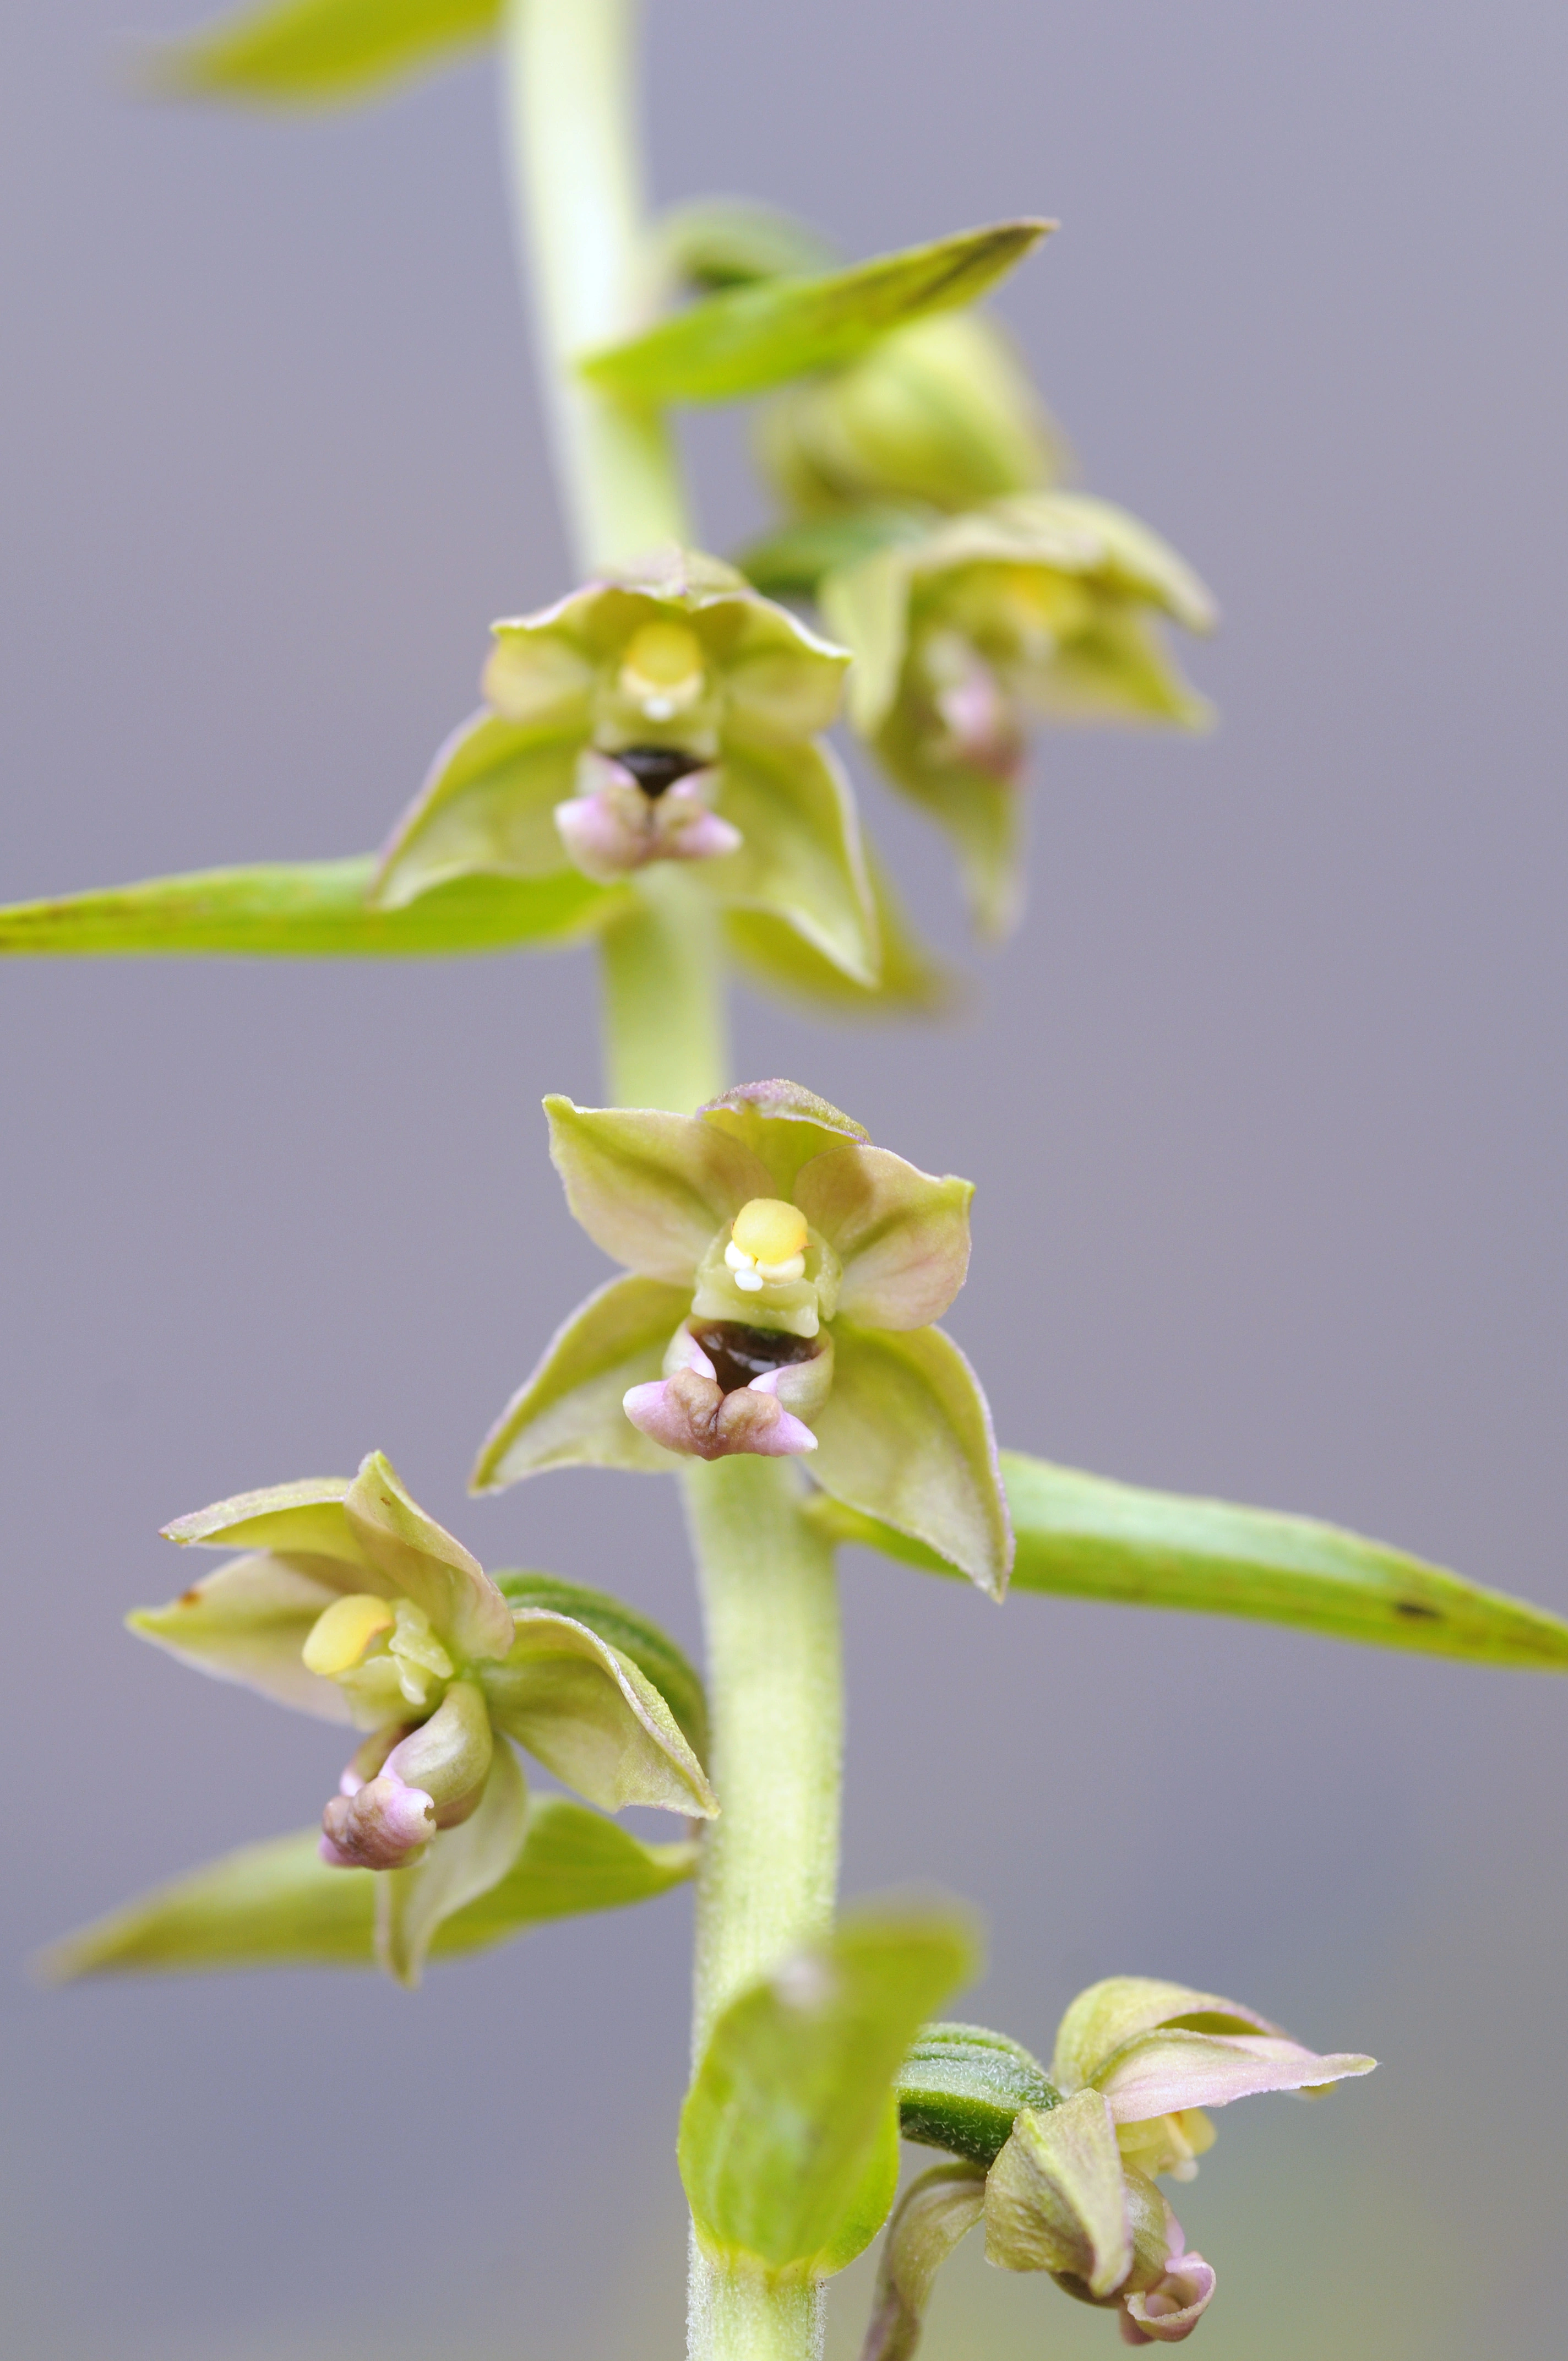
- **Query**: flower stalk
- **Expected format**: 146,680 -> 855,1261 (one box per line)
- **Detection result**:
684,1454 -> 844,2361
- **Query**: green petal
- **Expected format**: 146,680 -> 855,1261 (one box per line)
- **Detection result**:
794,1146 -> 972,1331
703,738 -> 879,987
651,198 -> 840,295
808,1449 -> 1568,1671
344,1452 -> 514,1663
39,1796 -> 696,1981
897,2022 -> 1061,2166
983,2093 -> 1130,2294
872,708 -> 1026,945
129,1551 -> 357,1722
581,221 -> 1053,406
1019,605 -> 1211,730
679,1903 -> 978,2277
862,2162 -> 988,2361
0,858 -> 607,959
544,1097 -> 771,1281
492,1570 -> 708,1762
723,856 -> 958,1022
141,0 -> 498,109
373,712 -> 581,910
479,1611 -> 718,1817
471,1274 -> 690,1491
1053,1979 -> 1281,2095
810,1324 -> 1012,1599
378,1738 -> 529,1987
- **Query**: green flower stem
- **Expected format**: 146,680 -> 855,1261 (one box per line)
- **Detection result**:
502,0 -> 690,573
598,869 -> 728,1112
683,1455 -> 843,2361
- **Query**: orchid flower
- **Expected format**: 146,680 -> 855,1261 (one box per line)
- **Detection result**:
885,1982 -> 1374,2352
821,494 -> 1216,939
372,546 -> 882,989
473,1078 -> 1013,1598
131,1451 -> 716,1983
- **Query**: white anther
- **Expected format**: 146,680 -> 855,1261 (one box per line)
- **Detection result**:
724,1239 -> 754,1274
733,1268 -> 764,1292
643,695 -> 676,721
755,1254 -> 805,1283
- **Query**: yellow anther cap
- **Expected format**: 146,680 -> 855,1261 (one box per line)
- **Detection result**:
620,620 -> 705,697
731,1198 -> 809,1265
302,1592 -> 395,1678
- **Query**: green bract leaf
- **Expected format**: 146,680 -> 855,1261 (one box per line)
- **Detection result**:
651,198 -> 839,293
142,0 -> 497,108
679,1905 -> 979,2278
472,1275 -> 689,1489
738,509 -> 934,601
810,1324 -> 1012,1600
493,1570 -> 707,1762
40,1797 -> 696,1981
809,1449 -> 1568,1671
897,2022 -> 1061,2166
581,221 -> 1053,406
0,857 -> 606,958
479,1611 -> 717,1818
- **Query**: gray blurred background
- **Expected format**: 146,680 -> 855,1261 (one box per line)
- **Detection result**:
2,0 -> 1565,2353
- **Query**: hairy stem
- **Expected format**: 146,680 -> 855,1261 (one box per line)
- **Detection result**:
683,1455 -> 843,2361
502,0 -> 689,572
599,868 -> 728,1112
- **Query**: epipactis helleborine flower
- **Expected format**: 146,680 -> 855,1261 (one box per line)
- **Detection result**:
821,496 -> 1216,939
131,1451 -> 715,1982
755,309 -> 1060,521
372,546 -> 883,989
897,1981 -> 1373,2349
473,1079 -> 1014,1598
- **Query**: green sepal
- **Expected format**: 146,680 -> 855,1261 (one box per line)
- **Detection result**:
373,712 -> 584,910
39,1796 -> 696,1981
0,857 -> 609,959
897,2022 -> 1061,2166
808,1448 -> 1568,1671
378,1736 -> 528,1985
724,855 -> 959,1023
679,1903 -> 978,2278
810,1324 -> 1012,1600
581,221 -> 1053,406
140,0 -> 498,109
650,199 -> 839,294
493,1571 -> 708,1763
701,735 -> 880,988
479,1612 -> 718,1818
471,1274 -> 691,1490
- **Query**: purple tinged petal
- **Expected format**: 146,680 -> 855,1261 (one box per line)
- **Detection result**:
793,1144 -> 973,1329
320,1772 -> 436,1870
623,1374 -> 818,1461
1053,1978 -> 1287,2093
1096,2032 -> 1376,2122
1121,2254 -> 1216,2345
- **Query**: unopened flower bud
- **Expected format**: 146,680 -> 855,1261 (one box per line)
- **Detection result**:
756,312 -> 1059,519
